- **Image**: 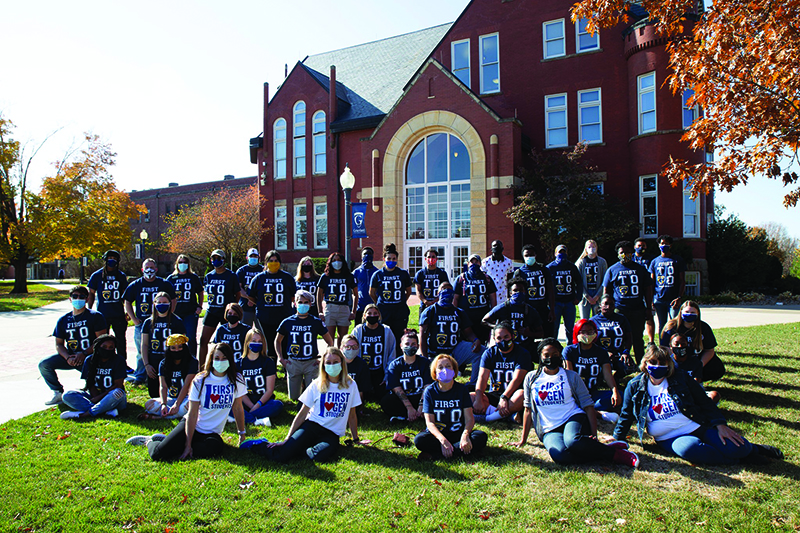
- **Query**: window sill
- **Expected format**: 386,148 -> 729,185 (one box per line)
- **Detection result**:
629,129 -> 684,142
541,48 -> 603,63
480,91 -> 502,97
543,142 -> 607,151
293,175 -> 307,179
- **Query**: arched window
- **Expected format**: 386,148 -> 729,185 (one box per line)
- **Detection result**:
312,111 -> 326,174
273,118 -> 286,179
293,101 -> 306,177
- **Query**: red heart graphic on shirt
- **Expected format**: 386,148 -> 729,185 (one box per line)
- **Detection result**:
653,404 -> 663,414
324,402 -> 335,411
538,391 -> 548,400
210,394 -> 220,404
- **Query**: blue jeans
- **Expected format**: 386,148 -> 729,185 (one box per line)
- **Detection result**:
452,340 -> 482,386
133,323 -> 145,382
579,296 -> 600,320
653,301 -> 678,337
62,388 -> 127,416
39,354 -> 80,392
592,390 -> 614,411
658,426 -> 753,465
243,399 -> 284,424
180,313 -> 199,357
541,412 -> 614,464
553,301 -> 576,340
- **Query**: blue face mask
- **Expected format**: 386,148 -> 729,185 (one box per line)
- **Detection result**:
211,258 -> 224,268
248,257 -> 259,266
438,289 -> 455,307
155,303 -> 170,314
509,292 -> 525,305
325,363 -> 342,377
681,312 -> 698,323
297,303 -> 311,315
557,252 -> 567,261
332,260 -> 343,270
177,263 -> 189,273
248,342 -> 263,353
385,260 -> 397,270
646,364 -> 670,379
106,259 -> 118,268
659,245 -> 671,254
635,247 -> 644,255
524,256 -> 536,266
362,255 -> 373,266
71,299 -> 86,310
468,263 -> 481,276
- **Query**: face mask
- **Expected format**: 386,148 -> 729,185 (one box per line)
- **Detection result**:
635,247 -> 644,255
542,357 -> 562,370
212,359 -> 230,373
436,367 -> 456,383
366,315 -> 380,325
71,299 -> 86,310
325,362 -> 342,376
106,259 -> 118,268
577,333 -> 597,344
438,289 -> 455,307
525,256 -> 536,266
497,339 -> 513,352
468,264 -> 481,276
646,364 -> 669,379
301,264 -> 313,272
557,252 -> 567,260
177,263 -> 189,273
509,292 -> 525,305
248,257 -> 259,266
492,246 -> 503,255
95,347 -> 115,360
681,312 -> 698,323
211,258 -> 224,268
587,247 -> 597,256
267,262 -> 281,274
672,346 -> 688,359
332,260 -> 343,270
249,342 -> 263,353
226,314 -> 240,324
143,268 -> 156,278
402,345 -> 417,357
618,253 -> 632,263
169,347 -> 187,359
385,260 -> 397,269
659,245 -> 671,254
155,303 -> 170,314
362,255 -> 373,266
343,348 -> 359,361
297,303 -> 310,315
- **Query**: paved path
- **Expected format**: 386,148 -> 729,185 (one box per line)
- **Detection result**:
1,284 -> 798,424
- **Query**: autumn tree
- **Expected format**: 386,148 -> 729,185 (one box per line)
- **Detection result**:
572,0 -> 800,208
505,143 -> 640,259
162,184 -> 269,267
750,222 -> 800,277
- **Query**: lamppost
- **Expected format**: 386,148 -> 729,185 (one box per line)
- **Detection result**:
339,164 -> 356,268
140,229 -> 149,260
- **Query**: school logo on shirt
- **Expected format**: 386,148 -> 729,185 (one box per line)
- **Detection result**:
102,290 -> 111,300
619,285 -> 629,296
648,392 -> 680,421
383,290 -> 391,301
468,295 -> 477,305
140,301 -> 150,314
67,340 -> 78,351
319,391 -> 350,418
264,293 -> 273,303
535,380 -> 566,406
600,337 -> 611,349
436,334 -> 447,346
203,383 -> 234,409
290,344 -> 300,356
151,339 -> 160,351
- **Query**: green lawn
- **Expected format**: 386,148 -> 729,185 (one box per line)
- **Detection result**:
0,281 -> 70,312
1,322 -> 798,532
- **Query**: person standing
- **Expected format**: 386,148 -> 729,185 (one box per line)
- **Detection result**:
248,251 -> 297,360
575,240 -> 608,320
546,244 -> 582,340
199,249 -> 241,366
317,252 -> 358,347
295,256 -> 321,318
236,248 -> 263,327
369,243 -> 413,350
515,245 -> 556,341
141,291 -> 187,398
649,235 -> 686,336
414,248 -> 450,313
482,240 -> 514,305
86,250 -> 129,369
166,255 -> 204,357
352,247 -> 378,325
454,254 -> 497,344
590,294 -> 634,378
632,238 -> 650,268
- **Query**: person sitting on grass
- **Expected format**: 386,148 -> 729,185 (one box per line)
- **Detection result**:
511,338 -> 640,468
237,328 -> 284,426
660,300 -> 725,383
127,343 -> 247,461
140,334 -> 197,420
380,330 -> 432,422
60,334 -> 127,419
613,345 -> 783,465
242,347 -> 365,462
415,353 -> 488,461
352,303 -> 397,398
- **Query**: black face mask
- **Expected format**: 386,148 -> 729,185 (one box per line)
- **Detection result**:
672,347 -> 689,359
169,346 -> 188,360
301,264 -> 313,273
366,315 -> 380,325
541,356 -> 562,370
226,314 -> 240,324
95,347 -> 115,360
497,339 -> 513,352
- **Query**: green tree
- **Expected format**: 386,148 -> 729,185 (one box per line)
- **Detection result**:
505,143 -> 640,259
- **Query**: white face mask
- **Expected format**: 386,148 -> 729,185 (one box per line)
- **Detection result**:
212,360 -> 230,373
587,247 -> 597,256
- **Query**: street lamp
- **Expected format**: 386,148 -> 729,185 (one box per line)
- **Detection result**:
140,229 -> 149,260
339,164 -> 356,267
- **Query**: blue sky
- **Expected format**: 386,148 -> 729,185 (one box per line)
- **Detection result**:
2,0 -> 796,239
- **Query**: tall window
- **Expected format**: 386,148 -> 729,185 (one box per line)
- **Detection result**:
314,203 -> 328,249
545,93 -> 568,148
543,19 -> 566,59
685,271 -> 700,296
576,18 -> 599,52
682,89 -> 700,129
294,204 -> 307,248
274,118 -> 286,179
640,175 -> 658,237
578,88 -> 602,144
638,72 -> 656,134
293,101 -> 306,177
312,111 -> 326,174
275,206 -> 287,250
683,181 -> 700,237
479,33 -> 499,94
405,133 -> 471,240
451,39 -> 470,88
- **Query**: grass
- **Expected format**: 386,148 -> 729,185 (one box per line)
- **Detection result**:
1,318 -> 799,532
0,281 -> 71,312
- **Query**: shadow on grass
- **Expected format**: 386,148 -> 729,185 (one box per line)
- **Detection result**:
723,376 -> 800,393
719,350 -> 796,362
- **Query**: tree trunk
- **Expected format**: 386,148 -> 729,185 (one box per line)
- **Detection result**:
10,248 -> 28,294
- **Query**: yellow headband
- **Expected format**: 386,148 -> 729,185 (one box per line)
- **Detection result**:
165,334 -> 189,347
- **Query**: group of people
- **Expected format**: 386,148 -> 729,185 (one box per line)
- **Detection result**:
38,239 -> 783,468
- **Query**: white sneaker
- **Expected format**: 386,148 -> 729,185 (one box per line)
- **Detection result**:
45,392 -> 63,405
254,417 -> 272,427
150,433 -> 167,442
227,416 -> 235,423
600,411 -> 620,424
60,411 -> 81,420
106,409 -> 119,418
126,435 -> 151,446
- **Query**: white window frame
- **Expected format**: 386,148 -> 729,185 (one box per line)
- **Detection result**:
313,203 -> 328,249
638,72 -> 656,134
543,19 -> 566,59
685,271 -> 700,297
479,33 -> 500,94
683,181 -> 700,238
545,93 -> 568,148
578,88 -> 602,144
451,39 -> 471,88
294,204 -> 307,249
682,89 -> 700,129
275,206 -> 288,250
575,18 -> 599,53
312,111 -> 326,175
640,174 -> 658,237
293,101 -> 306,177
274,118 -> 286,180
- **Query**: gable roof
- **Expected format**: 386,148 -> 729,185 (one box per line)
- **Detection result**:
301,23 -> 452,132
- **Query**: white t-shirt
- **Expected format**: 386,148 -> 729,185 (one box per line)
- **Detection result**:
645,379 -> 700,441
481,256 -> 514,304
300,378 -> 362,437
188,372 -> 247,435
527,368 -> 584,433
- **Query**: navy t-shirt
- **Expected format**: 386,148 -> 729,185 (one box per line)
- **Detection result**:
660,321 -> 717,351
590,312 -> 632,355
248,270 -> 297,326
203,269 -> 240,313
277,314 -> 328,360
422,381 -> 472,433
648,255 -> 687,303
562,343 -> 611,394
357,325 -> 390,372
582,256 -> 601,293
483,301 -> 542,343
236,265 -> 264,312
87,269 -> 128,318
386,356 -> 432,395
674,354 -> 704,382
414,267 -> 450,307
353,264 -> 379,311
545,260 -> 583,302
142,315 -> 187,360
479,344 -> 531,392
633,254 -> 651,268
370,267 -> 412,306
167,273 -> 203,318
296,275 -> 321,314
238,355 -> 277,403
515,264 -> 552,307
159,356 -> 199,399
123,277 -> 176,321
455,273 -> 497,313
53,309 -> 108,354
80,354 -> 127,393
346,356 -> 373,394
212,322 -> 251,360
419,304 -> 471,355
603,262 -> 651,311
318,272 -> 357,306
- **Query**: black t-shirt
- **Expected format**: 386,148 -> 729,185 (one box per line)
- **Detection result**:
346,356 -> 372,394
87,269 -> 128,318
422,381 -> 472,433
455,273 -> 497,313
419,304 -> 472,355
483,301 -> 542,343
238,355 -> 277,403
158,356 -> 199,399
203,269 -> 240,312
318,272 -> 357,305
167,273 -> 203,318
80,354 -> 127,394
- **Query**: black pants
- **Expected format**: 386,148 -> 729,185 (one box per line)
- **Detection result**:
380,391 -> 422,418
106,316 -> 128,362
466,309 -> 491,344
617,307 -> 647,363
414,428 -> 488,458
260,322 -> 280,360
147,418 -> 224,461
147,354 -> 164,399
367,368 -> 387,400
250,420 -> 340,462
379,304 -> 409,354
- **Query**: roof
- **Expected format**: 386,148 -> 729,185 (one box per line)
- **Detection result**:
301,23 -> 452,131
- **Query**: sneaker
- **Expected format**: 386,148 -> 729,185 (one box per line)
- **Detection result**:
106,409 -> 119,418
45,392 -> 63,405
126,366 -> 135,374
389,416 -> 407,424
606,440 -> 629,450
756,444 -> 784,460
612,449 -> 640,468
600,411 -> 620,424
227,416 -> 235,423
150,433 -> 167,442
60,411 -> 81,420
254,417 -> 271,427
126,435 -> 151,446
239,438 -> 270,450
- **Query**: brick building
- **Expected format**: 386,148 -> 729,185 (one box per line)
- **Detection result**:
251,0 -> 711,293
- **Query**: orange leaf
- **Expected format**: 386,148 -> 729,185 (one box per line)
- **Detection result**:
179,494 -> 187,504
432,479 -> 442,486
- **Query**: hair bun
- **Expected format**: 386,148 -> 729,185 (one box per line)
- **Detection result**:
384,243 -> 397,254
